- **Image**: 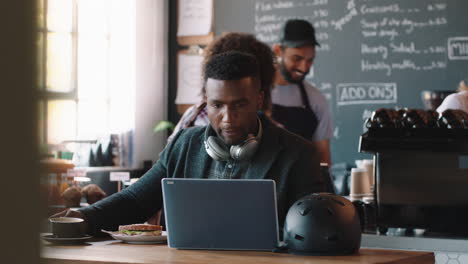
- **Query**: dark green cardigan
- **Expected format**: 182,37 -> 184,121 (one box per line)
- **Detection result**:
79,115 -> 330,235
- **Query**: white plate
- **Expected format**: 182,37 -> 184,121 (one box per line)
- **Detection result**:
102,230 -> 167,244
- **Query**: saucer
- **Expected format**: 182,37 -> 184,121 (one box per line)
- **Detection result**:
41,234 -> 92,245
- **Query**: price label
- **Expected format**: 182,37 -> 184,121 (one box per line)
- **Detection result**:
110,172 -> 130,182
67,169 -> 90,182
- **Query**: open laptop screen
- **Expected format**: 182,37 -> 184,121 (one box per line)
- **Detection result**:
162,178 -> 279,251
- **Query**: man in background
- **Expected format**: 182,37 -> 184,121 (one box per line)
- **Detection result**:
272,19 -> 333,165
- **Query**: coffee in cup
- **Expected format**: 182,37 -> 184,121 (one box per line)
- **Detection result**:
49,217 -> 85,238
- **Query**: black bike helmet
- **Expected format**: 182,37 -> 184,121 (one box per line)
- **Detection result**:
283,193 -> 361,255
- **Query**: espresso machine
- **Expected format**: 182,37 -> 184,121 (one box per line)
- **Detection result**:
359,108 -> 468,235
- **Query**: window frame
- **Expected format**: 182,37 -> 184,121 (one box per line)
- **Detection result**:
37,0 -> 79,144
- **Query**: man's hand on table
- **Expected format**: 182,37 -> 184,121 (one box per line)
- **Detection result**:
50,209 -> 85,219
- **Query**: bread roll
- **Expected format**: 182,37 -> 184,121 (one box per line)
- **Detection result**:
81,184 -> 106,205
61,186 -> 82,208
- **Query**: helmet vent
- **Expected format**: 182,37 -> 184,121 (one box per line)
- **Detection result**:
300,207 -> 311,216
294,234 -> 305,241
297,201 -> 302,206
331,198 -> 345,206
327,207 -> 334,215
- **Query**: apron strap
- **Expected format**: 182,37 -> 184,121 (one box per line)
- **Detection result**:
298,82 -> 312,110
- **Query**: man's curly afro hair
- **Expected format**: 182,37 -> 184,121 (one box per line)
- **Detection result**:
204,51 -> 259,83
202,32 -> 275,113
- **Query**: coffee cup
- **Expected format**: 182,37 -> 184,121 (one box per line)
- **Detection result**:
49,217 -> 85,238
350,168 -> 371,201
362,159 -> 375,187
356,159 -> 375,191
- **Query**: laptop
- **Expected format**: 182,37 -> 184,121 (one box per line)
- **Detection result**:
161,178 -> 279,251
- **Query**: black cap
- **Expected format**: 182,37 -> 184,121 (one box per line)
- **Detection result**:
280,19 -> 320,48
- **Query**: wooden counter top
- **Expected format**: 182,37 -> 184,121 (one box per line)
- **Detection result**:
41,239 -> 434,264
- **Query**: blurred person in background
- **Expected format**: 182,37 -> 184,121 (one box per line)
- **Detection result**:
437,77 -> 468,114
272,19 -> 333,165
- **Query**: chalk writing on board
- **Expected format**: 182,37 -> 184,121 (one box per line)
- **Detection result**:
424,45 -> 446,54
333,126 -> 340,139
361,59 -> 447,76
448,37 -> 468,60
330,0 -> 358,31
427,3 -> 447,11
306,0 -> 328,6
361,44 -> 388,59
319,82 -> 333,91
255,1 -> 295,12
361,17 -> 448,40
336,83 -> 397,106
390,42 -> 420,54
359,4 -> 402,15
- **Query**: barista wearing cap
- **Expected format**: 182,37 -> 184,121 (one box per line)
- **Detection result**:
272,19 -> 332,165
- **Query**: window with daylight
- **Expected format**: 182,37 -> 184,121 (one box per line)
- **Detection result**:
37,0 -> 135,145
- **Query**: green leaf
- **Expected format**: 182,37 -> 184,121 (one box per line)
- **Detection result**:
153,120 -> 175,133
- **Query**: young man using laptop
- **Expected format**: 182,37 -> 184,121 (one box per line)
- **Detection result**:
53,51 -> 331,235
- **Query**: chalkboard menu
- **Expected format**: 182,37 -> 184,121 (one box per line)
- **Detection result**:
213,0 -> 468,165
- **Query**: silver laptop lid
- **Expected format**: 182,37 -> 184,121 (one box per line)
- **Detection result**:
162,178 -> 279,251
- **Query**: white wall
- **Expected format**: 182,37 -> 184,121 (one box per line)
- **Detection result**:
133,0 -> 168,168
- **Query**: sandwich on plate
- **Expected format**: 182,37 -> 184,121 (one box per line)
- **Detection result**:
117,224 -> 163,236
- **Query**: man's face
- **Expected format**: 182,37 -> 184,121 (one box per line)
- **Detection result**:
276,45 -> 316,84
205,77 -> 263,146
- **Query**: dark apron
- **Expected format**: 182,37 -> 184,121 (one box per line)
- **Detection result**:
272,82 -> 318,141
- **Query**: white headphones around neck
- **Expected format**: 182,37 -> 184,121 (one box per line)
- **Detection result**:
204,117 -> 262,161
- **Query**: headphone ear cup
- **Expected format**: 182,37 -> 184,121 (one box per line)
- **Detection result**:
205,136 -> 231,161
230,137 -> 259,161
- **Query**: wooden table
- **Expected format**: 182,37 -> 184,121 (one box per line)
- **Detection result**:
41,239 -> 434,264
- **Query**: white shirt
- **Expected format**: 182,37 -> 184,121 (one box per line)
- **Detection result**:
436,91 -> 468,114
